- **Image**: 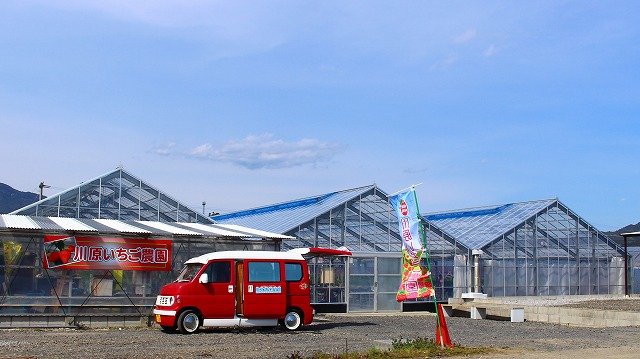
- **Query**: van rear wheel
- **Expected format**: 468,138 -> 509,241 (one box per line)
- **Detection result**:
282,309 -> 302,331
177,310 -> 201,334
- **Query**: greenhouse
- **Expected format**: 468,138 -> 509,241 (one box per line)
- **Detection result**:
2,168 -> 288,322
215,184 -> 628,312
2,168 -> 628,317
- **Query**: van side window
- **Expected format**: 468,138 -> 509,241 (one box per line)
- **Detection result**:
206,261 -> 231,283
248,261 -> 280,282
285,263 -> 303,282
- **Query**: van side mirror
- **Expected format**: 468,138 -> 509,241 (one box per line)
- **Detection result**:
199,273 -> 209,284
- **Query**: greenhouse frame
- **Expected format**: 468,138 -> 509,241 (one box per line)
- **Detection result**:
2,168 -> 629,316
13,167 -> 212,224
215,184 -> 628,312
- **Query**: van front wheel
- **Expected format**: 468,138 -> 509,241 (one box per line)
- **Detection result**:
282,309 -> 302,331
177,310 -> 201,334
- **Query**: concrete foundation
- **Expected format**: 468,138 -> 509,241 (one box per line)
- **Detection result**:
446,294 -> 640,328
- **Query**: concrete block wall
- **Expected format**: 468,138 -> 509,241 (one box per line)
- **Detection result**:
447,295 -> 640,328
524,306 -> 640,327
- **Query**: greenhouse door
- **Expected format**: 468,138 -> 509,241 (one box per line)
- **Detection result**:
348,256 -> 401,312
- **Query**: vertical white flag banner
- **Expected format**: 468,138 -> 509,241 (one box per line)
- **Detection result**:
389,189 -> 424,257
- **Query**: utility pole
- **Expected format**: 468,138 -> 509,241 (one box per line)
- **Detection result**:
38,181 -> 50,200
202,201 -> 206,215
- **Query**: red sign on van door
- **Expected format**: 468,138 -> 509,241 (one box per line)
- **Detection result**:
242,260 -> 286,318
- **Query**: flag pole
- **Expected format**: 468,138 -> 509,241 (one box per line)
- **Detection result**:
387,182 -> 423,197
411,188 -> 444,347
389,185 -> 451,347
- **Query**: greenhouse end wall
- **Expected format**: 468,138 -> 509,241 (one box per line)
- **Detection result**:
480,258 -> 626,297
281,243 -> 627,307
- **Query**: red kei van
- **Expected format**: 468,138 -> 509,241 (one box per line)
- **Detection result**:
153,247 -> 351,334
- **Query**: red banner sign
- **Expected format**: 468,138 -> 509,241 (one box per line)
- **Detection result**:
43,235 -> 172,271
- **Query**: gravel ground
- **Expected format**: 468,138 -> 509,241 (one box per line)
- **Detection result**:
2,299 -> 640,359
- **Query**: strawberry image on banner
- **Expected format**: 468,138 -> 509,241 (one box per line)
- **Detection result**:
396,249 -> 434,301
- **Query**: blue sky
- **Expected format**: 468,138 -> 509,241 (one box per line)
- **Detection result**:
1,1 -> 638,231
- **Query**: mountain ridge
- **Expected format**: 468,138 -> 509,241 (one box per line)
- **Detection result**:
0,182 -> 42,214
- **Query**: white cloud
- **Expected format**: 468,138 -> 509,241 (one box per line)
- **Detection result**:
186,134 -> 345,169
403,166 -> 429,174
454,29 -> 477,44
483,44 -> 497,57
430,53 -> 459,70
153,142 -> 176,156
30,0 -> 292,58
189,143 -> 212,156
26,1 -> 503,63
36,0 -> 253,28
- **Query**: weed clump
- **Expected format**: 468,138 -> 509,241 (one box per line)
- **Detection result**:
288,336 -> 495,358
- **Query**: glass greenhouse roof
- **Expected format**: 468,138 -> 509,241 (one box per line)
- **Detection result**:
11,167 -> 213,224
10,165 -> 621,262
216,185 -> 463,253
424,199 -> 556,249
217,187 -> 621,258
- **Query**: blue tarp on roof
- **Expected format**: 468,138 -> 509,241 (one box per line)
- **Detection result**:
214,193 -> 337,221
425,204 -> 512,221
214,185 -> 378,235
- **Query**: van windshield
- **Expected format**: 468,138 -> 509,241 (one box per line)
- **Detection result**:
176,264 -> 204,282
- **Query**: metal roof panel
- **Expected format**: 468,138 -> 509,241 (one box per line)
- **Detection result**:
49,217 -> 98,232
93,219 -> 152,234
213,224 -> 294,240
179,222 -> 251,237
0,214 -> 40,230
27,216 -> 65,231
0,214 -> 290,240
135,221 -> 202,236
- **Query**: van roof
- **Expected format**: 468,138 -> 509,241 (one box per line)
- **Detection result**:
185,250 -> 305,264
